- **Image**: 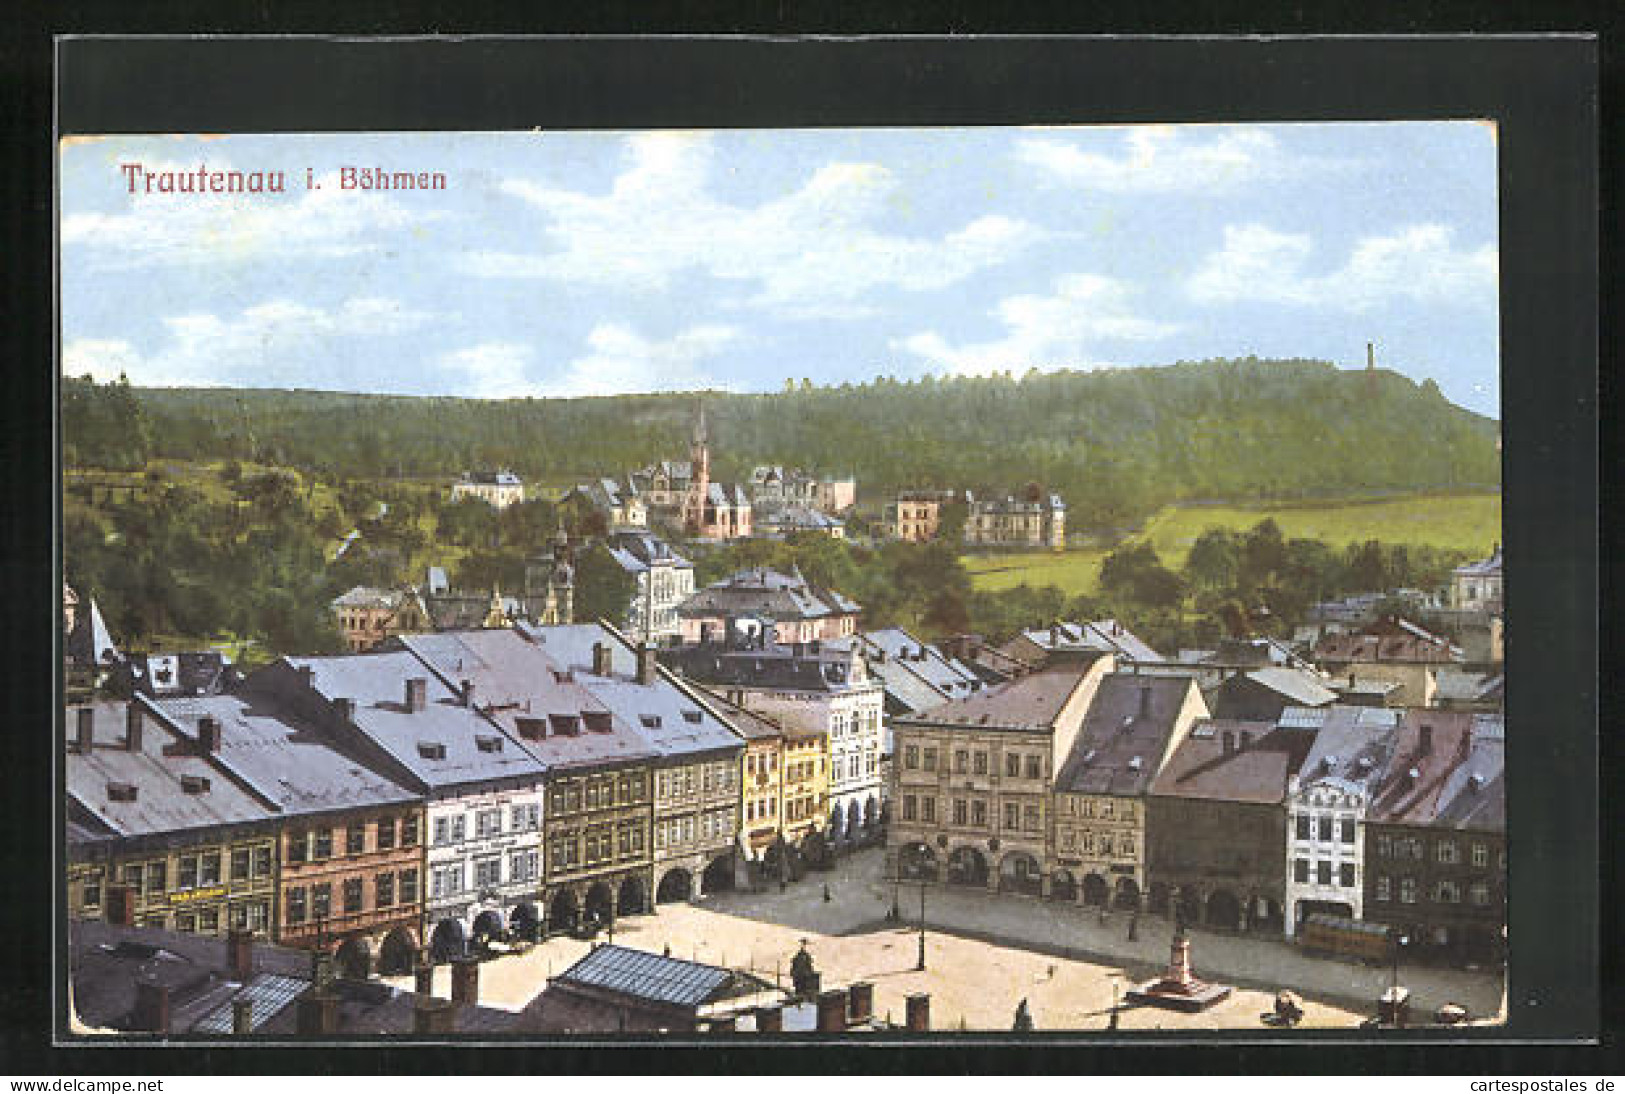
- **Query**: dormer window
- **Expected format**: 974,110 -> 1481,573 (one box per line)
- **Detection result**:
682,709 -> 703,724
583,711 -> 614,734
516,717 -> 546,740
550,714 -> 581,737
180,774 -> 211,794
640,715 -> 662,729
475,735 -> 504,753
418,741 -> 447,760
107,782 -> 138,802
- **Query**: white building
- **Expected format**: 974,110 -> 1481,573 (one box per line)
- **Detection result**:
1450,544 -> 1503,613
1282,705 -> 1400,936
604,531 -> 695,643
451,470 -> 525,509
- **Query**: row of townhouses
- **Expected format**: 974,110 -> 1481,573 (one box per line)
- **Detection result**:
66,621 -> 886,981
886,649 -> 1506,964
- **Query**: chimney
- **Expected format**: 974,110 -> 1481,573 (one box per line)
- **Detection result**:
754,1004 -> 783,1032
905,992 -> 931,1032
413,995 -> 457,1035
1419,724 -> 1434,754
333,697 -> 356,723
197,715 -> 221,753
75,707 -> 95,754
1221,731 -> 1235,755
848,980 -> 874,1023
133,979 -> 171,1034
297,665 -> 315,690
232,995 -> 254,1035
816,988 -> 849,1032
1367,341 -> 1376,371
450,957 -> 479,1006
227,928 -> 254,981
459,680 -> 475,708
1138,685 -> 1152,719
637,644 -> 659,686
405,678 -> 428,713
592,642 -> 614,677
295,990 -> 340,1035
1239,730 -> 1253,751
125,702 -> 144,752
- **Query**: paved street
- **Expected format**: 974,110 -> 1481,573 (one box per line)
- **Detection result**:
385,849 -> 1504,1031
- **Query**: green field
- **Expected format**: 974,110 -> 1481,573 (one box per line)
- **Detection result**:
964,492 -> 1502,595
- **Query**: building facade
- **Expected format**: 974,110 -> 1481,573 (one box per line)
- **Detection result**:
331,586 -> 431,653
678,567 -> 862,646
963,489 -> 1066,550
451,470 -> 524,509
604,531 -> 695,644
886,656 -> 1114,897
1450,544 -> 1503,614
1052,674 -> 1209,911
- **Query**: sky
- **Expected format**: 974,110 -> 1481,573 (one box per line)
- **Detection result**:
59,123 -> 1500,416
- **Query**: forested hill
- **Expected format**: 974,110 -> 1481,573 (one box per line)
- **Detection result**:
66,357 -> 1499,529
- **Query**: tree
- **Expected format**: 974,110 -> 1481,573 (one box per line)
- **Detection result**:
573,543 -> 638,626
1184,528 -> 1240,590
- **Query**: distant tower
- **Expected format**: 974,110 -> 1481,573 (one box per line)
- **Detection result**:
684,402 -> 711,536
1366,341 -> 1377,393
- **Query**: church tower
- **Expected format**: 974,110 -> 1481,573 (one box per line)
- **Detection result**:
684,402 -> 710,536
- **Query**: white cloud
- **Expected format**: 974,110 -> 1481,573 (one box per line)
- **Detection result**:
463,132 -> 1042,317
894,274 -> 1178,376
1188,222 -> 1498,310
1016,127 -> 1304,193
442,342 -> 537,399
61,160 -> 437,267
61,296 -> 436,388
553,323 -> 738,398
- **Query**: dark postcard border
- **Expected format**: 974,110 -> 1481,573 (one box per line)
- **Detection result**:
9,31 -> 1603,1073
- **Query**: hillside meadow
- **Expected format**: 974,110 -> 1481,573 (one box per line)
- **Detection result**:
963,492 -> 1503,595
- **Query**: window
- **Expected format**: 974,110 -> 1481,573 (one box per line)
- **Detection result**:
474,858 -> 502,888
451,816 -> 467,842
1024,805 -> 1040,832
432,865 -> 463,898
1100,799 -> 1114,820
200,852 -> 221,887
476,809 -> 502,839
123,862 -> 144,891
376,873 -> 395,908
198,909 -> 219,934
341,824 -> 362,855
246,901 -> 268,931
921,797 -> 936,823
1436,840 -> 1459,865
902,795 -> 916,822
1400,877 -> 1418,904
253,846 -> 271,877
147,861 -> 166,894
1375,834 -> 1392,858
313,829 -> 333,860
922,748 -> 938,772
311,883 -> 331,920
1120,834 -> 1135,858
952,799 -> 967,825
1025,756 -> 1042,780
1435,879 -> 1461,904
343,878 -> 363,914
1339,863 -> 1356,888
1472,843 -> 1488,868
1375,875 -> 1392,902
1316,860 -> 1332,885
178,855 -> 199,890
512,803 -> 539,831
82,880 -> 102,909
1004,803 -> 1020,830
972,800 -> 987,827
1080,799 -> 1095,819
511,849 -> 539,883
400,869 -> 419,904
1295,815 -> 1311,841
1317,816 -> 1333,842
1470,882 -> 1490,906
1294,859 -> 1309,883
973,751 -> 988,775
1340,818 -> 1356,844
433,816 -> 452,842
231,848 -> 250,882
1100,834 -> 1114,856
287,886 -> 308,924
1120,801 -> 1134,821
1005,753 -> 1021,778
176,912 -> 197,934
954,750 -> 969,774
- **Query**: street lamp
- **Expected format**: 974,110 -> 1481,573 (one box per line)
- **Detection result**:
915,880 -> 927,972
1390,932 -> 1410,993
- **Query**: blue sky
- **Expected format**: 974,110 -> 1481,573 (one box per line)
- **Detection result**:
60,123 -> 1500,415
